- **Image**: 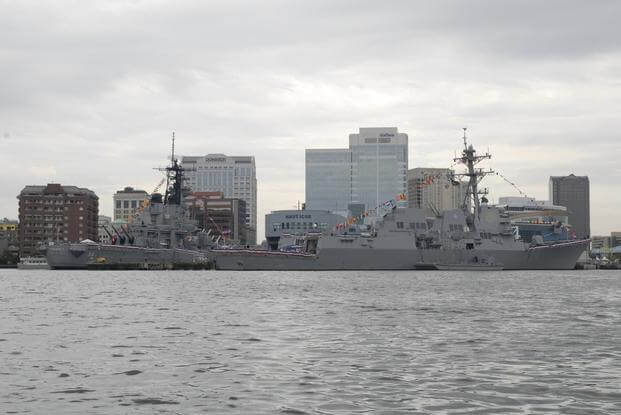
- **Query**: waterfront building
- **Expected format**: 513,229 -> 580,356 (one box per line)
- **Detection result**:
305,127 -> 408,215
17,184 -> 98,257
408,168 -> 468,211
590,233 -> 621,260
0,239 -> 8,261
509,222 -> 569,243
305,149 -> 351,214
549,175 -> 590,239
0,218 -> 19,262
265,209 -> 346,250
591,235 -> 611,255
185,192 -> 251,246
495,196 -> 570,243
497,197 -> 567,221
181,154 -> 257,245
205,198 -> 250,246
97,215 -> 112,244
113,187 -> 148,222
184,191 -> 225,218
610,232 -> 621,262
612,232 -> 621,248
350,127 -> 408,212
0,218 -> 18,239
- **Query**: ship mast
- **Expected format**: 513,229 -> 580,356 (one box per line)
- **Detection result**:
453,128 -> 493,232
171,131 -> 175,162
161,132 -> 185,205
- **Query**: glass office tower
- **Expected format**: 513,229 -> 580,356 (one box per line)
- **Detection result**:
305,127 -> 408,216
305,149 -> 351,214
350,128 -> 408,212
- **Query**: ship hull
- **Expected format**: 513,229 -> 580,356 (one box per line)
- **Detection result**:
213,240 -> 589,271
46,243 -> 213,270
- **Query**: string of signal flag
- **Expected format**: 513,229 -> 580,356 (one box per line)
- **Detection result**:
333,168 -> 531,230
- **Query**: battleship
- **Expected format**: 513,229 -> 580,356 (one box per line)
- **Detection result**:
213,131 -> 589,270
46,135 -> 214,270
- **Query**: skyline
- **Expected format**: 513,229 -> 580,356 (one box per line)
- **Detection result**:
2,0 -> 620,239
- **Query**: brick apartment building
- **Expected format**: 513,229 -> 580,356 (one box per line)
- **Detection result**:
17,184 -> 98,256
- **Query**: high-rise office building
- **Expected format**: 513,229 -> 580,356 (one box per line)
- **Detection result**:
17,184 -> 98,256
305,149 -> 351,213
408,168 -> 468,212
113,187 -> 148,222
549,174 -> 590,238
305,127 -> 408,215
350,128 -> 408,212
181,154 -> 257,245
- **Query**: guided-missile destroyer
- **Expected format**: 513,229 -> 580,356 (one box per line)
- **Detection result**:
213,131 -> 589,270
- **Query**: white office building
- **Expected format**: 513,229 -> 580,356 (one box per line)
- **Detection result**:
305,127 -> 408,215
113,187 -> 149,222
181,154 -> 257,244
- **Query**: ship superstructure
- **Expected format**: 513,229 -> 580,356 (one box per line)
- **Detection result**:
46,135 -> 214,269
213,131 -> 589,270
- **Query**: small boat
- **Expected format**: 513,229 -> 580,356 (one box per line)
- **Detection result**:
433,263 -> 504,271
432,255 -> 504,271
17,256 -> 50,270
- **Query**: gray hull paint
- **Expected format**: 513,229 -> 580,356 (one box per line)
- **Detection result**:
213,240 -> 589,271
46,146 -> 218,270
46,243 -> 212,269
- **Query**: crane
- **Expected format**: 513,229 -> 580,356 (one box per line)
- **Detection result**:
127,176 -> 167,224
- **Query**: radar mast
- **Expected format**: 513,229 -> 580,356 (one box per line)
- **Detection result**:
453,128 -> 493,231
159,132 -> 185,205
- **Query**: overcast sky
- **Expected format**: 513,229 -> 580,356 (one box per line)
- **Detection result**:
2,0 -> 620,238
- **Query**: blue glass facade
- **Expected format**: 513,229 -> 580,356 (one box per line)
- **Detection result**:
305,128 -> 408,216
305,149 -> 351,213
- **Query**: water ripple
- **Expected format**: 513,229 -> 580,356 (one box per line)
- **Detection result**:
1,269 -> 620,413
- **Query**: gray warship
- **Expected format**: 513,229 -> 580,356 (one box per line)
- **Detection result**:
213,132 -> 589,270
46,137 -> 213,269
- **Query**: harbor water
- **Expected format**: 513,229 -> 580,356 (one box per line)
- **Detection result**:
1,269 -> 620,414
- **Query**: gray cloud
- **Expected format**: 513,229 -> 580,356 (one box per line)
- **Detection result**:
1,0 -> 620,237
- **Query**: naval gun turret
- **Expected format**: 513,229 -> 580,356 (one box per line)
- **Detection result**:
120,225 -> 135,245
110,224 -> 125,245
